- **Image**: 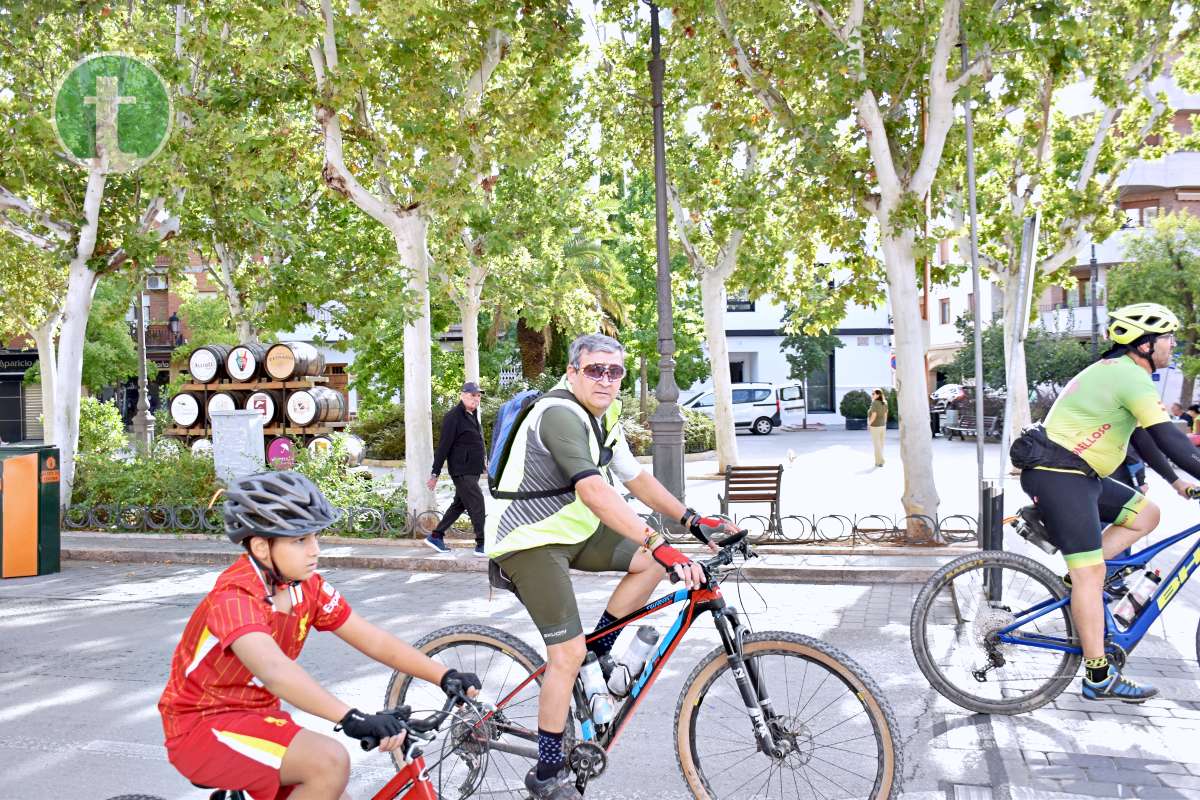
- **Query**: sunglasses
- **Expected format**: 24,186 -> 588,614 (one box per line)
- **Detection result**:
578,363 -> 627,383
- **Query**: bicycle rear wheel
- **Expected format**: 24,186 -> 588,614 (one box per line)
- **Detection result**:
910,551 -> 1080,715
674,631 -> 901,799
384,624 -> 570,799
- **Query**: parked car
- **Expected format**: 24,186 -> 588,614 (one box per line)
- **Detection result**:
681,382 -> 804,435
930,383 -> 965,409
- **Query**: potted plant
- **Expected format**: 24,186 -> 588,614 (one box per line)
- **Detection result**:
885,388 -> 900,430
840,390 -> 872,430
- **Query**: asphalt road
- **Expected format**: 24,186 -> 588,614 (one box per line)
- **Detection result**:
0,561 -> 933,800
6,456 -> 1200,800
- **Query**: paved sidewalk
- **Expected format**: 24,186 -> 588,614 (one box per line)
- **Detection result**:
60,531 -> 971,583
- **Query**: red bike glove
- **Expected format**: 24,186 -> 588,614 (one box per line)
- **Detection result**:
651,542 -> 691,571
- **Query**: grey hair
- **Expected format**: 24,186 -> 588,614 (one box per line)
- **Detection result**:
568,333 -> 625,368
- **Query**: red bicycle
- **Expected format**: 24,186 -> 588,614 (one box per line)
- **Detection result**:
385,530 -> 902,799
106,694 -> 480,800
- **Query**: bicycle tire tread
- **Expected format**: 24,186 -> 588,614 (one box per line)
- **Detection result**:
673,630 -> 902,799
909,550 -> 1080,715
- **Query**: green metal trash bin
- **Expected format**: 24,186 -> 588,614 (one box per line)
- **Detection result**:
0,445 -> 61,578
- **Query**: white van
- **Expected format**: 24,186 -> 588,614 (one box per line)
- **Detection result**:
681,382 -> 805,435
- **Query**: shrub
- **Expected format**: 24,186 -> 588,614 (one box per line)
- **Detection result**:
291,442 -> 404,514
78,396 -> 127,458
885,388 -> 900,422
73,449 -> 220,508
839,390 -> 871,419
623,418 -> 652,456
350,404 -> 407,460
683,409 -> 716,453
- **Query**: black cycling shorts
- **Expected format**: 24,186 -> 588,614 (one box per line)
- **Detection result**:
1019,468 -> 1149,569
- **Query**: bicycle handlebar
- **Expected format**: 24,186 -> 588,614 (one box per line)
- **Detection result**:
667,529 -> 755,586
358,691 -> 474,751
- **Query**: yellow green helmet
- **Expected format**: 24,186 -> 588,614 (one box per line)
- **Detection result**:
1106,302 -> 1179,345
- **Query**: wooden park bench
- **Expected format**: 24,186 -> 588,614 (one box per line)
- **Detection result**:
945,414 -> 1003,442
719,464 -> 784,538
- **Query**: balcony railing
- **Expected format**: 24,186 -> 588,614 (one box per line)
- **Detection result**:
131,323 -> 183,348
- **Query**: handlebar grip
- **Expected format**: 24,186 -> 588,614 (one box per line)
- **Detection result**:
360,737 -> 378,751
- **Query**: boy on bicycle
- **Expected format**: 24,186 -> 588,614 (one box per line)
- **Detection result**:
158,471 -> 480,800
1012,303 -> 1200,702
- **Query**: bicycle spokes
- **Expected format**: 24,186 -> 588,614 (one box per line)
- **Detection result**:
686,647 -> 889,798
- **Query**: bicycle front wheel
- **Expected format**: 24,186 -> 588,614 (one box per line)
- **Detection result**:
384,624 -> 566,799
910,551 -> 1080,715
674,631 -> 901,799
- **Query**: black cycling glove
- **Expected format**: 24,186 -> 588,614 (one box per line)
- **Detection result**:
335,708 -> 406,743
440,668 -> 482,698
681,508 -> 726,545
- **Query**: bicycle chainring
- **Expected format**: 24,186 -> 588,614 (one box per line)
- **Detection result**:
568,741 -> 608,780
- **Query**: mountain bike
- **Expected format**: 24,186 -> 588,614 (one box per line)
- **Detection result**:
910,509 -> 1200,714
105,695 -> 479,800
386,530 -> 902,798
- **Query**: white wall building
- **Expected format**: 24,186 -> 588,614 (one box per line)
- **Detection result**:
681,292 -> 897,425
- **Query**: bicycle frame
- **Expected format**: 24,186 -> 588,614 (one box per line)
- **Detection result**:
486,579 -> 756,752
993,522 -> 1200,657
369,743 -> 437,800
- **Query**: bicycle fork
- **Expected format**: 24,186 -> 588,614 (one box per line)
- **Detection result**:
714,607 -> 787,758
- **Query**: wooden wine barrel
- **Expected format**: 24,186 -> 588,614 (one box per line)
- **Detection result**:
188,345 -> 231,384
169,392 -> 202,428
266,436 -> 295,469
285,386 -> 345,426
245,390 -> 283,424
307,435 -> 334,458
225,343 -> 268,382
335,433 -> 366,466
206,390 -> 246,420
190,438 -> 213,456
265,341 -> 326,381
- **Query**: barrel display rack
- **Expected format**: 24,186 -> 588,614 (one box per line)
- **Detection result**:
164,377 -> 349,439
167,341 -> 353,465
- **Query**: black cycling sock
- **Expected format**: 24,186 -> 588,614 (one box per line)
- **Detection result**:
587,610 -> 621,658
536,728 -> 565,780
1085,656 -> 1110,683
588,614 -> 624,657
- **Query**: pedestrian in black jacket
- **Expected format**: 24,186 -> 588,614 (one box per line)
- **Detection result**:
425,381 -> 487,555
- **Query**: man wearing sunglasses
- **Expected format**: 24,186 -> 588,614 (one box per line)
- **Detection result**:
484,333 -> 733,800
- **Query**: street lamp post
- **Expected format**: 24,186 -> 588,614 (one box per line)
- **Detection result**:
131,283 -> 155,454
168,311 -> 182,346
1090,244 -> 1099,359
646,1 -> 685,505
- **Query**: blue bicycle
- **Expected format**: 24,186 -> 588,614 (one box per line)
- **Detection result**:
910,510 -> 1200,714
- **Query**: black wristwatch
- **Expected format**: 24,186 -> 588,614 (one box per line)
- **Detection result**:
680,507 -> 698,527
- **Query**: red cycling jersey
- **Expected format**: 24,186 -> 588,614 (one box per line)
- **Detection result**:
158,554 -> 352,742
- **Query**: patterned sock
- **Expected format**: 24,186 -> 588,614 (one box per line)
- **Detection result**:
1085,656 -> 1110,683
536,728 -> 565,780
586,610 -> 621,658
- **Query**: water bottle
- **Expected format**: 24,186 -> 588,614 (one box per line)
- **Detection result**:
1112,569 -> 1162,627
607,626 -> 660,697
579,652 -> 616,724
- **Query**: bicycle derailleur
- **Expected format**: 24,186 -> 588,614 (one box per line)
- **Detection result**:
567,741 -> 607,794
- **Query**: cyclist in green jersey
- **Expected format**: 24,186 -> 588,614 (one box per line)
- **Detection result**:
1012,303 -> 1200,702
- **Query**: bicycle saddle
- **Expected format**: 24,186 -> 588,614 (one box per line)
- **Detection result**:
189,784 -> 246,800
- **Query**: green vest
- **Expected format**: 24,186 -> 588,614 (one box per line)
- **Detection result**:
484,379 -> 623,558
